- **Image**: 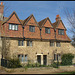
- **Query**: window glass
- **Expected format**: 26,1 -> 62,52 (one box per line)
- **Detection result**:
15,25 -> 18,30
22,55 -> 24,62
27,41 -> 29,46
27,40 -> 32,47
54,54 -> 61,61
9,24 -> 18,30
9,24 -> 12,29
54,54 -> 57,60
45,27 -> 50,34
56,42 -> 61,47
18,55 -> 20,61
18,40 -> 24,46
30,41 -> 32,46
25,55 -> 27,62
57,54 -> 61,60
58,29 -> 64,35
50,41 -> 54,46
29,26 -> 35,32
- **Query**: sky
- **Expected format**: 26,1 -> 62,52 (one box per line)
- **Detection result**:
1,1 -> 75,39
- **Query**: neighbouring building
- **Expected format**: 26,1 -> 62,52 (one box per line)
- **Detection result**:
0,2 -> 75,65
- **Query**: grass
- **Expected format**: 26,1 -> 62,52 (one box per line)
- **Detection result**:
56,71 -> 75,74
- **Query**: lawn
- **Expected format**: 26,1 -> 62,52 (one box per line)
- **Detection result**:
56,71 -> 75,74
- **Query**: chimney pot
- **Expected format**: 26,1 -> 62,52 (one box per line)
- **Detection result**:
55,14 -> 61,22
1,2 -> 3,5
56,14 -> 60,18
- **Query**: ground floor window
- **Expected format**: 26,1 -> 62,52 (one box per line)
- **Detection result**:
18,54 -> 28,62
54,54 -> 61,61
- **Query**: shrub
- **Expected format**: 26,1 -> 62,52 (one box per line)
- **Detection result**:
7,59 -> 22,68
61,53 -> 74,65
50,62 -> 59,68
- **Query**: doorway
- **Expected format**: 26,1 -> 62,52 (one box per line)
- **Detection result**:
43,55 -> 47,65
37,55 -> 41,64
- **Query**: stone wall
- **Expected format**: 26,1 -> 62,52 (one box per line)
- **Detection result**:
4,38 -> 74,65
1,37 -> 75,65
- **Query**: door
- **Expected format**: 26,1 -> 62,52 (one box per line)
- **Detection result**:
37,55 -> 41,64
43,55 -> 47,65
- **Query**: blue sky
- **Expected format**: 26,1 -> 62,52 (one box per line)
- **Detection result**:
1,1 -> 75,39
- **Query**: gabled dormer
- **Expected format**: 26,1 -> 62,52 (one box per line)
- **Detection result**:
1,11 -> 23,38
53,15 -> 66,30
38,17 -> 53,28
38,17 -> 55,40
23,14 -> 40,39
52,15 -> 71,42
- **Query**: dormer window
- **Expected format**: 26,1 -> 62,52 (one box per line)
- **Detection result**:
9,23 -> 18,30
29,26 -> 35,32
45,27 -> 50,34
58,29 -> 64,35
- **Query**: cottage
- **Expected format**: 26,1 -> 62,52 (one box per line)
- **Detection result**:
0,2 -> 75,65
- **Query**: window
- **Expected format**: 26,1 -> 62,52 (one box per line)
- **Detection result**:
18,55 -> 20,61
9,23 -> 18,30
27,40 -> 32,46
29,26 -> 35,32
18,40 -> 24,46
18,54 -> 28,62
50,41 -> 54,46
58,29 -> 64,35
56,42 -> 61,47
54,54 -> 57,60
22,55 -> 24,62
57,54 -> 61,60
54,54 -> 61,61
45,27 -> 50,34
25,55 -> 28,62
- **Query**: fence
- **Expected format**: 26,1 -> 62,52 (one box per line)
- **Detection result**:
1,59 -> 8,67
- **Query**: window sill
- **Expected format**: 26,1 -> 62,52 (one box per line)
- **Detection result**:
18,46 -> 25,47
50,46 -> 54,47
27,46 -> 32,47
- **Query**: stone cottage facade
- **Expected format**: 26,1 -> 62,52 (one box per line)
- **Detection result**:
0,2 -> 75,65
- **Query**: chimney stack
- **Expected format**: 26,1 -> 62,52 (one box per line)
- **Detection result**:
55,14 -> 61,22
0,2 -> 4,21
1,2 -> 3,5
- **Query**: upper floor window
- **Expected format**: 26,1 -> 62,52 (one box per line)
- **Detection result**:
27,40 -> 32,47
58,29 -> 64,35
50,41 -> 54,46
45,27 -> 50,34
29,26 -> 35,32
56,41 -> 61,47
18,40 -> 24,46
9,23 -> 18,30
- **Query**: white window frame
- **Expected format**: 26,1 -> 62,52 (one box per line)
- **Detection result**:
9,23 -> 18,30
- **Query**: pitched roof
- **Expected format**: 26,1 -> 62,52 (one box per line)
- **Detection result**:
52,21 -> 59,29
38,17 -> 53,28
38,18 -> 46,27
20,20 -> 24,25
52,20 -> 67,30
2,11 -> 22,25
23,14 -> 39,26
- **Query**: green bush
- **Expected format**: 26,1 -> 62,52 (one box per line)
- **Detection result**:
61,53 -> 74,65
7,59 -> 22,68
50,62 -> 59,68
